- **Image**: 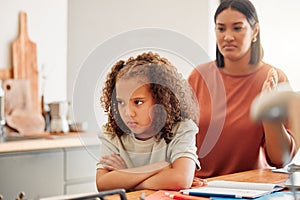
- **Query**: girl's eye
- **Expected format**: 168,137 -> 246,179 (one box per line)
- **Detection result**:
117,100 -> 125,106
134,100 -> 143,105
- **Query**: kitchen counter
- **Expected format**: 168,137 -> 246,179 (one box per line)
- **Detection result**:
0,132 -> 100,153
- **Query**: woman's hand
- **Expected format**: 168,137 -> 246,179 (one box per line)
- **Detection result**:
192,177 -> 208,187
261,68 -> 278,92
100,153 -> 127,171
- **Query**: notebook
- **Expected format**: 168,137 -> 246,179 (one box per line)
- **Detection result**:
210,192 -> 300,200
180,180 -> 285,199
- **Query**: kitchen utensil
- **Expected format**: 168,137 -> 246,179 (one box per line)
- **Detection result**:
6,108 -> 45,134
0,80 -> 5,142
49,101 -> 69,133
11,11 -> 40,113
0,68 -> 12,81
3,79 -> 31,115
3,79 -> 45,134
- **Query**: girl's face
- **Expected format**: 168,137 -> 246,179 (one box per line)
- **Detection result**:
215,8 -> 258,62
116,77 -> 156,140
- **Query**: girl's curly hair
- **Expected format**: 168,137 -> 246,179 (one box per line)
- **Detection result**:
100,52 -> 199,143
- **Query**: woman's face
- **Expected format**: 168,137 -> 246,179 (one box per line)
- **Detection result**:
116,77 -> 156,140
215,8 -> 258,62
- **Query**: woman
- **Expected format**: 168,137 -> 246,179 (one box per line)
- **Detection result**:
189,0 -> 297,178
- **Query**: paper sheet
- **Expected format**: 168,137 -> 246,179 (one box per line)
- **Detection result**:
273,149 -> 300,173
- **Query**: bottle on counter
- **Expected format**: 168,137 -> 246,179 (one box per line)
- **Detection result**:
41,95 -> 51,132
0,80 -> 6,142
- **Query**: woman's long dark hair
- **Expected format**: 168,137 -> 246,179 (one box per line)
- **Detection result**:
215,0 -> 263,67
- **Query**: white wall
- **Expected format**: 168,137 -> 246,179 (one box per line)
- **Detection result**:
252,0 -> 300,91
68,0 -> 219,131
0,0 -> 68,103
4,1 -> 298,132
0,0 -> 218,131
67,0 -> 217,90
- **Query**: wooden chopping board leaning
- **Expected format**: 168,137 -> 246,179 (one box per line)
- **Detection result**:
8,11 -> 45,134
11,11 -> 40,114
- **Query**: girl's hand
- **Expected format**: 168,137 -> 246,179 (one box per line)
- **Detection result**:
192,177 -> 208,187
100,153 -> 127,171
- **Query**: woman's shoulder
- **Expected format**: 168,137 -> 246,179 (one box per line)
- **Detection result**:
261,63 -> 289,82
194,61 -> 216,71
189,61 -> 218,78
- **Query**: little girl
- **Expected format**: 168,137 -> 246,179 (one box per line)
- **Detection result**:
96,52 -> 206,191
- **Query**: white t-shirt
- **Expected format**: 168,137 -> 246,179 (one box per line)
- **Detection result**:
98,119 -> 200,169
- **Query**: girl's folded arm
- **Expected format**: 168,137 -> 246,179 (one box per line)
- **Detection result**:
96,161 -> 170,191
134,157 -> 196,190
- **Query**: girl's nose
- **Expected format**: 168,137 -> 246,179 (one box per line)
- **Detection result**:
125,104 -> 136,117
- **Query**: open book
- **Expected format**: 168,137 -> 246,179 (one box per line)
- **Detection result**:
180,180 -> 285,199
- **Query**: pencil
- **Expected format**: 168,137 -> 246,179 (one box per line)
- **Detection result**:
169,193 -> 208,200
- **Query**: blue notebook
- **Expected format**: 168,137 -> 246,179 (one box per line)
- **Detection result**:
180,180 -> 285,199
210,192 -> 300,200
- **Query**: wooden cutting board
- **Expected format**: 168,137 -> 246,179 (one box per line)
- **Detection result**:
11,12 -> 40,113
6,108 -> 45,134
0,68 -> 12,81
3,79 -> 45,133
3,79 -> 32,115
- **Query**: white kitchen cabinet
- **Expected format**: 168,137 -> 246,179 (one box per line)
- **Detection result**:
64,145 -> 99,195
0,149 -> 64,200
0,142 -> 100,200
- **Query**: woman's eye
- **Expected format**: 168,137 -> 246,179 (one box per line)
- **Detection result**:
134,100 -> 143,105
234,26 -> 242,31
216,27 -> 225,32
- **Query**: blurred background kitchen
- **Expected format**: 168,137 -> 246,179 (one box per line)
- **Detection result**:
0,0 -> 300,199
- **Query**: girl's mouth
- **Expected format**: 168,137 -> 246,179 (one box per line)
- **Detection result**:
127,121 -> 138,128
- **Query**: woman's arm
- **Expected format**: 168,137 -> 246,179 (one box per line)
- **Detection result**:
261,69 -> 296,166
96,161 -> 170,191
263,122 -> 295,166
